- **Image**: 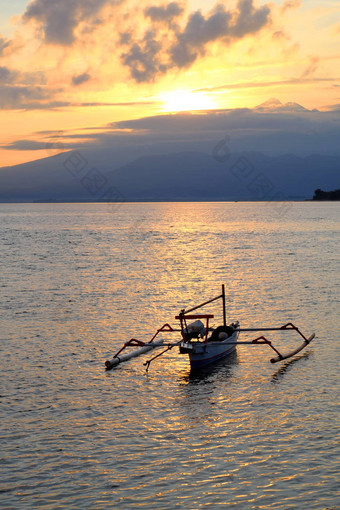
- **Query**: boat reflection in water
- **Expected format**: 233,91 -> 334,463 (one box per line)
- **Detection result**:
271,351 -> 312,384
182,349 -> 239,384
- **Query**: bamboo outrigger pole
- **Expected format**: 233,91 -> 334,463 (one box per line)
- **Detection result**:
105,339 -> 164,370
105,324 -> 175,370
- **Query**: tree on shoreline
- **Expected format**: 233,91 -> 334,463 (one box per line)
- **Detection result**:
313,189 -> 340,201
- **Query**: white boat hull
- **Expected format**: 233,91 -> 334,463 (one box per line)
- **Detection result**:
180,330 -> 239,369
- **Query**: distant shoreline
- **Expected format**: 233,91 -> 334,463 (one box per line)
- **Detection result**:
0,198 -> 338,204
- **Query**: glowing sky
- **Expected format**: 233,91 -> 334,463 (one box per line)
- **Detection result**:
0,0 -> 339,167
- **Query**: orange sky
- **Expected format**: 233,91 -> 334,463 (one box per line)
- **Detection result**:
0,0 -> 339,167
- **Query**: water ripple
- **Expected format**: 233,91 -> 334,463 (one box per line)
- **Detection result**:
0,202 -> 339,509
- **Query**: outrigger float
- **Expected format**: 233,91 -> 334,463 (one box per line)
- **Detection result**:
105,285 -> 315,372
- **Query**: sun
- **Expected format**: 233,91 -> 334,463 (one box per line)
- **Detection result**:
160,90 -> 217,113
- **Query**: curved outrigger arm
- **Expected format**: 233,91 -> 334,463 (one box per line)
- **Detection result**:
269,332 -> 315,363
236,323 -> 315,363
105,323 -> 176,370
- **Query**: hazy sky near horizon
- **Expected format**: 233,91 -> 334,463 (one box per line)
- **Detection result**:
0,0 -> 339,167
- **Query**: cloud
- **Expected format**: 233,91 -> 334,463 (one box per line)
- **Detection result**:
0,89 -> 157,110
0,84 -> 50,109
0,65 -> 46,87
272,30 -> 289,41
0,67 -> 19,84
121,0 -> 272,81
0,64 -> 55,109
230,0 -> 271,38
144,2 -> 184,22
300,56 -> 319,79
196,76 -> 336,93
121,30 -> 167,82
1,140 -> 66,151
79,100 -> 156,106
72,72 -> 91,86
0,37 -> 11,56
23,0 -> 120,45
280,0 -> 302,14
170,5 -> 232,68
326,103 -> 340,112
170,0 -> 271,68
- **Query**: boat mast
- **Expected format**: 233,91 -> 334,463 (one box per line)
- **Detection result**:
222,284 -> 226,326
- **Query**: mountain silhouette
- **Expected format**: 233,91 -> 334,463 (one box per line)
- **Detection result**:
0,150 -> 339,202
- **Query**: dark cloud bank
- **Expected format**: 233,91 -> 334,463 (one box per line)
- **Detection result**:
2,101 -> 340,157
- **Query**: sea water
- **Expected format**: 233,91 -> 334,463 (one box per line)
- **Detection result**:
1,202 -> 339,509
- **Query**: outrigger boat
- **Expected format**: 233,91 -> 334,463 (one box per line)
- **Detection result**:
105,285 -> 315,372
